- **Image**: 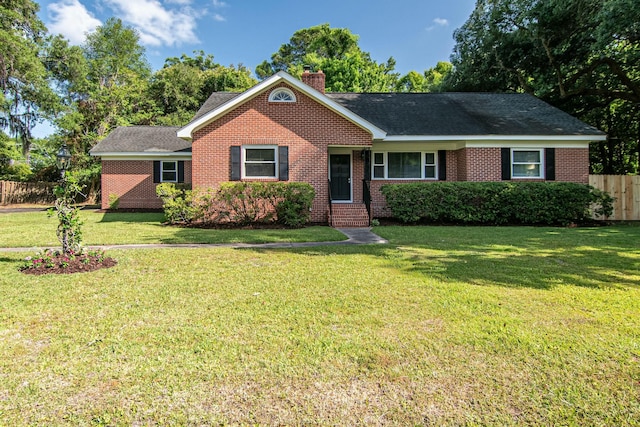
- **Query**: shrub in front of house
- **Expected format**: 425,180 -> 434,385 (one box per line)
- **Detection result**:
156,182 -> 315,228
273,182 -> 316,228
380,182 -> 613,226
156,183 -> 197,224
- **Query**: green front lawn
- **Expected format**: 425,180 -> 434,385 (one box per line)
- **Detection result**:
0,211 -> 346,247
1,220 -> 639,425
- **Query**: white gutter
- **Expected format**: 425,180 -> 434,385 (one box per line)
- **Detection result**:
382,134 -> 607,142
90,152 -> 192,159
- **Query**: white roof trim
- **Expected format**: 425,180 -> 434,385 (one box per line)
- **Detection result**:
90,152 -> 192,159
177,71 -> 387,140
383,134 -> 606,142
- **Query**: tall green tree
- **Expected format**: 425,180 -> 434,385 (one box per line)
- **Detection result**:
256,24 -> 399,92
447,0 -> 640,173
0,0 -> 59,163
80,18 -> 153,137
54,18 -> 154,167
149,51 -> 256,126
396,62 -> 453,92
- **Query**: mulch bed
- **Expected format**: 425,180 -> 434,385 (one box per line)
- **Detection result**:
20,252 -> 117,275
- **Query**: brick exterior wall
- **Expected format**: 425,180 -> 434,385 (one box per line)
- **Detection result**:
192,83 -> 372,222
101,160 -> 192,209
368,146 -> 590,217
96,75 -> 592,222
555,148 -> 589,183
462,147 -> 503,181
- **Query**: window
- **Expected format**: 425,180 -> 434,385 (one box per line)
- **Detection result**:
268,88 -> 296,103
372,152 -> 438,180
161,161 -> 177,182
373,152 -> 385,178
388,152 -> 421,178
243,146 -> 277,178
424,152 -> 437,179
512,149 -> 543,178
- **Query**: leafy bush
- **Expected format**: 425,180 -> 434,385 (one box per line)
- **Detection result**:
381,182 -> 613,226
108,193 -> 120,210
0,162 -> 32,181
273,182 -> 315,227
216,182 -> 275,224
156,183 -> 196,224
157,182 -> 315,227
215,182 -> 315,227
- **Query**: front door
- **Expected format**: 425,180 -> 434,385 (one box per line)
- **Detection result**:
330,154 -> 351,201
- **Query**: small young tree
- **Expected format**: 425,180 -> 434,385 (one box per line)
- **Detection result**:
49,173 -> 84,255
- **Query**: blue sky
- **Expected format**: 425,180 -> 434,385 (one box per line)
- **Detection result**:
37,0 -> 478,76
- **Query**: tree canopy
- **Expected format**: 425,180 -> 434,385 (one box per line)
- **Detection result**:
446,0 -> 640,173
0,0 -> 59,163
4,2 -> 632,183
256,24 -> 400,92
150,51 -> 256,126
396,62 -> 452,92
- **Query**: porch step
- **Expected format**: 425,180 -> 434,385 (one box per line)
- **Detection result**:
330,203 -> 370,228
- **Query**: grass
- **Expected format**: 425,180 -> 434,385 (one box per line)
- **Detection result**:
0,219 -> 639,425
0,210 -> 346,247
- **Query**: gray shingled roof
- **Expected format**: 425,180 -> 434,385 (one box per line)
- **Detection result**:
192,92 -> 241,122
92,91 -> 605,155
192,91 -> 604,137
90,126 -> 191,154
326,92 -> 604,136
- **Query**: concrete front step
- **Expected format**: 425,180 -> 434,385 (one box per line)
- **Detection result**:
330,203 -> 370,228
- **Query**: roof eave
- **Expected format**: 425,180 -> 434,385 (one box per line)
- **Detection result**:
382,134 -> 607,142
90,151 -> 192,158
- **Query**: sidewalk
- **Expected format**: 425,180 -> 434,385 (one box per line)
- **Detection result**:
0,228 -> 388,252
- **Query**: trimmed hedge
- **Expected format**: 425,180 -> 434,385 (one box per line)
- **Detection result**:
380,182 -> 613,225
157,182 -> 315,228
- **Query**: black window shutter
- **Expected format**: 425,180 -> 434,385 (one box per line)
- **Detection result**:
501,148 -> 511,180
364,150 -> 371,181
230,146 -> 241,181
153,161 -> 161,183
545,148 -> 556,181
177,161 -> 185,183
278,146 -> 289,181
438,150 -> 447,181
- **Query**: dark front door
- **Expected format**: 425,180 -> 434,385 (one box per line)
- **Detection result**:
330,154 -> 351,201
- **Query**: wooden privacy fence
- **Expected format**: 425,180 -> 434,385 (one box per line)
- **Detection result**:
589,175 -> 640,221
0,180 -> 56,205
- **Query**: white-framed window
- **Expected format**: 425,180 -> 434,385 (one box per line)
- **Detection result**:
243,146 -> 278,178
372,152 -> 438,180
268,88 -> 296,103
161,161 -> 178,182
424,152 -> 437,179
511,149 -> 544,179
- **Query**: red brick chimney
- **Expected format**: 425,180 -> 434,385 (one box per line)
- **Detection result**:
301,67 -> 325,94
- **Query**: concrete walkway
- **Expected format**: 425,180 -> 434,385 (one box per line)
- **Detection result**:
0,228 -> 388,252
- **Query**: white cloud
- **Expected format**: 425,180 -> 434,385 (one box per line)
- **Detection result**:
426,17 -> 449,31
212,0 -> 227,7
433,18 -> 449,26
47,0 -> 102,44
105,0 -> 201,46
213,13 -> 226,22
